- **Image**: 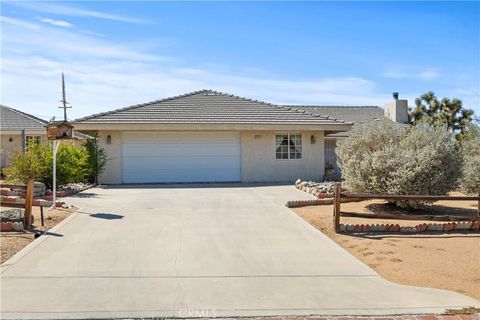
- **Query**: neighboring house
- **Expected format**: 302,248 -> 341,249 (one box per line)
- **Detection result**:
0,105 -> 49,169
288,94 -> 410,175
73,90 -> 353,184
0,105 -> 90,169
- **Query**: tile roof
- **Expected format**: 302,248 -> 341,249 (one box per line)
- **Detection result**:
74,90 -> 351,126
285,105 -> 409,137
0,105 -> 47,132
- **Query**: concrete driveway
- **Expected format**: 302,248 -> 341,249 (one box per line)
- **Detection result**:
1,185 -> 478,319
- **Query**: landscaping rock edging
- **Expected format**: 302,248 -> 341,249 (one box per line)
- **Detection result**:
295,179 -> 346,198
339,221 -> 480,234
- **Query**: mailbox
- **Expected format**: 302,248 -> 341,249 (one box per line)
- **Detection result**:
47,121 -> 74,140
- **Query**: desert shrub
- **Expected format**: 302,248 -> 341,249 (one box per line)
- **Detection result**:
4,142 -> 90,188
336,119 -> 462,209
459,125 -> 480,195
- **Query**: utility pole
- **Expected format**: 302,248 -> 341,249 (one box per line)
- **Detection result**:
51,72 -> 72,209
59,72 -> 71,121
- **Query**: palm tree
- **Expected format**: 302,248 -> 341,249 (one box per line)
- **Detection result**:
410,91 -> 475,135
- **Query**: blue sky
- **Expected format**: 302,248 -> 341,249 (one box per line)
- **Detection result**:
1,1 -> 479,120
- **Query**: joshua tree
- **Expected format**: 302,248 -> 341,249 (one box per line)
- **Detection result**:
410,91 -> 475,135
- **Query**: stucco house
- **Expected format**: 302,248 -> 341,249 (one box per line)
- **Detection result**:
74,90 -> 409,184
0,105 -> 50,169
73,90 -> 356,184
0,105 -> 90,169
288,93 -> 409,175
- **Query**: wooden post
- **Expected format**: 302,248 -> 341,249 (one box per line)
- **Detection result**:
24,177 -> 34,228
477,189 -> 480,217
333,182 -> 342,233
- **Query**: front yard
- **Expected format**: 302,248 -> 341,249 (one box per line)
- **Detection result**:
0,206 -> 76,264
293,197 -> 480,300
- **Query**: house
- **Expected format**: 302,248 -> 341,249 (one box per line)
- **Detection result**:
287,93 -> 410,175
0,105 -> 49,168
0,105 -> 90,169
73,90 -> 354,184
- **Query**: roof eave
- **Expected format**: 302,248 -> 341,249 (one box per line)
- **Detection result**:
73,122 -> 353,132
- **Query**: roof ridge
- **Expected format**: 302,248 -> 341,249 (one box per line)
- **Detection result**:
282,104 -> 381,109
0,104 -> 48,125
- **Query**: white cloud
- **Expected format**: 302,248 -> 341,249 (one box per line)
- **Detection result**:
9,2 -> 149,24
37,17 -> 74,28
382,68 -> 440,80
3,16 -> 477,120
0,16 -> 39,29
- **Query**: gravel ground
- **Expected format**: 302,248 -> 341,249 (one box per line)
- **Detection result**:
292,196 -> 480,300
0,206 -> 76,264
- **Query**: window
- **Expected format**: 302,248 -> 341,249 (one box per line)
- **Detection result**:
275,133 -> 302,159
25,135 -> 41,146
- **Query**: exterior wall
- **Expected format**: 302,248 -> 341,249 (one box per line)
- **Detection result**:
97,131 -> 123,184
324,139 -> 341,176
0,133 -> 47,168
98,130 -> 326,184
240,131 -> 324,182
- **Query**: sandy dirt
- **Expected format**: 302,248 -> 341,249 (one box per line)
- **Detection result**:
0,206 -> 76,264
293,196 -> 480,300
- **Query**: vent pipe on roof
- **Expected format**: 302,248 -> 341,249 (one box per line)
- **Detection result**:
393,92 -> 399,100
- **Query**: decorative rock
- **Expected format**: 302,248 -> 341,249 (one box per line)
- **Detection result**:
427,223 -> 443,231
0,222 -> 13,231
455,221 -> 472,230
346,224 -> 355,232
339,224 -> 346,232
415,223 -> 428,232
470,221 -> 480,230
354,224 -> 363,232
295,179 -> 302,186
400,226 -> 416,233
362,224 -> 371,232
443,222 -> 456,232
12,222 -> 20,231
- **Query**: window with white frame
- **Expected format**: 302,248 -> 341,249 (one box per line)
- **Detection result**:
25,135 -> 42,146
275,133 -> 302,159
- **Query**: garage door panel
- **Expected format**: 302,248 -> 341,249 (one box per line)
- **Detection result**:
123,156 -> 240,170
122,132 -> 241,183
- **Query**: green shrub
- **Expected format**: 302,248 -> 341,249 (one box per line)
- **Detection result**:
3,143 -> 49,184
459,125 -> 480,195
336,119 -> 462,209
4,142 -> 91,189
84,136 -> 108,184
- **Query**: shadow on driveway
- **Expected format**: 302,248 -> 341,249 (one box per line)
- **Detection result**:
89,213 -> 124,220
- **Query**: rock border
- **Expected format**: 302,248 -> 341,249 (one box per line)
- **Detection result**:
339,221 -> 480,233
286,199 -> 333,208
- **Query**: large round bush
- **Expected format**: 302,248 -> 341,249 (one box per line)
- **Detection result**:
336,119 -> 462,209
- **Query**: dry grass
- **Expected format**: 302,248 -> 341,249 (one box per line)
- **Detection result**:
292,196 -> 480,300
0,206 -> 76,264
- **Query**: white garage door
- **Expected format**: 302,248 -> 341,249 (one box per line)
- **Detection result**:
122,132 -> 241,183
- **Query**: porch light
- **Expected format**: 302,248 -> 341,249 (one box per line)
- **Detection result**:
107,135 -> 112,144
311,135 -> 316,144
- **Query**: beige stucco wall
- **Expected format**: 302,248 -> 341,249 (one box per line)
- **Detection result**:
240,131 -> 324,182
0,133 -> 47,168
97,131 -> 123,184
97,130 -> 325,184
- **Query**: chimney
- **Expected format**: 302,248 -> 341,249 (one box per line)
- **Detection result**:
384,92 -> 408,123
